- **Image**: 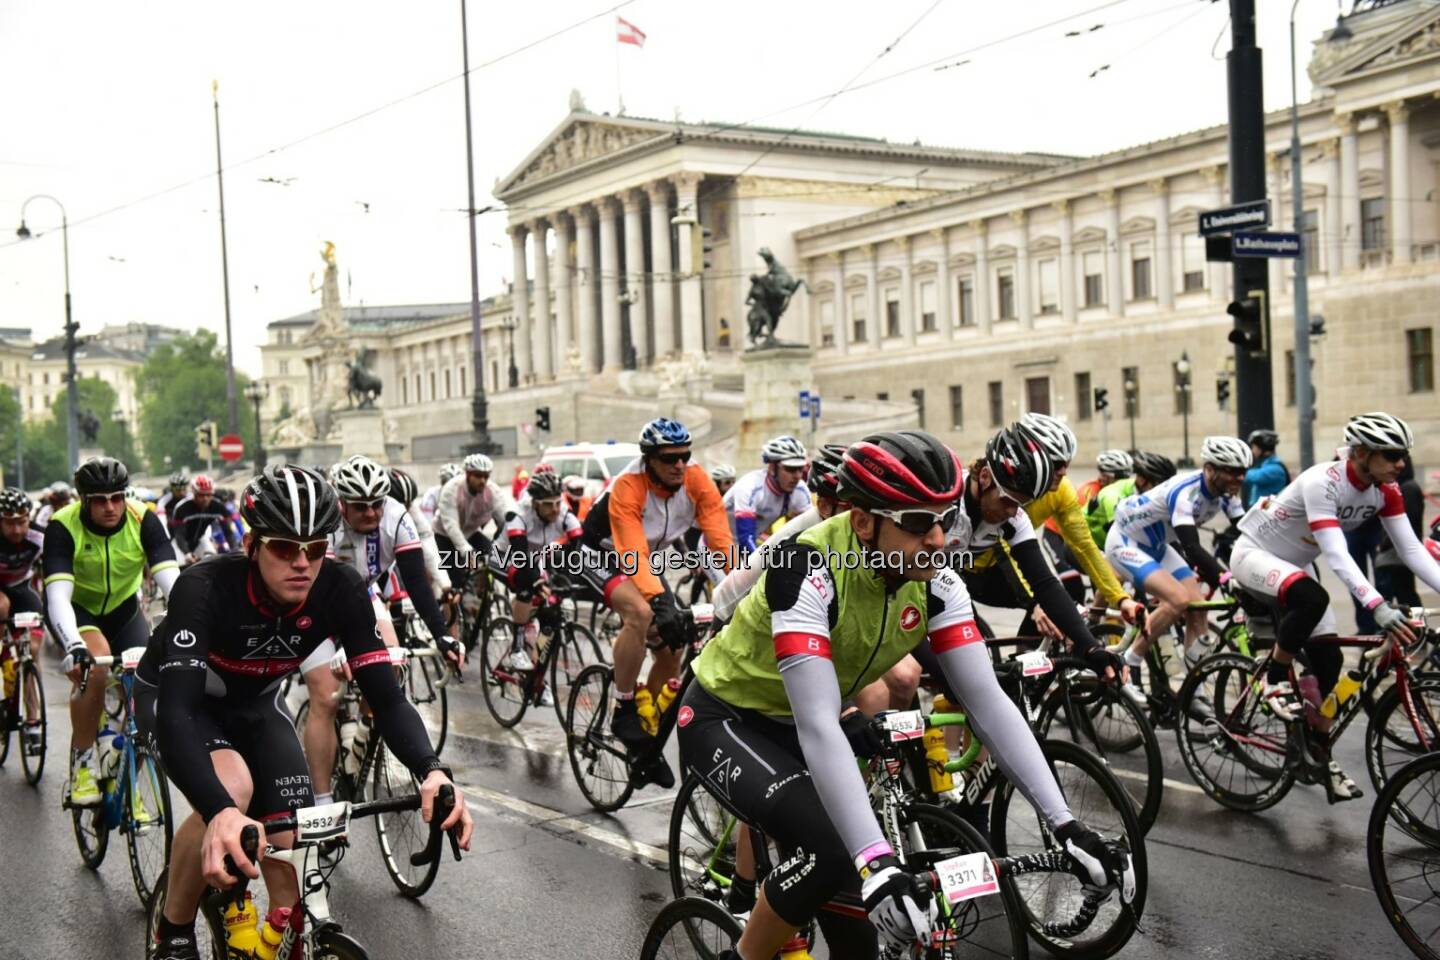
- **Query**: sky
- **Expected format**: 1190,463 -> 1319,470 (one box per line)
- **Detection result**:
0,0 -> 1345,377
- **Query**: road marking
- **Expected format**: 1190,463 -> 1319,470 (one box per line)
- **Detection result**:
1109,767 -> 1204,795
463,783 -> 669,867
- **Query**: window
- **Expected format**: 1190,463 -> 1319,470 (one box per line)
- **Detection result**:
459,366 -> 466,396
42,372 -> 49,386
884,289 -> 901,338
1025,377 -> 1051,416
490,361 -> 499,392
919,281 -> 937,332
444,369 -> 451,399
1300,210 -> 1320,273
1083,251 -> 1104,307
949,385 -> 963,430
1122,366 -> 1140,418
851,292 -> 867,343
1172,361 -> 1192,416
278,386 -> 291,408
1130,241 -> 1153,300
1285,350 -> 1296,407
1181,232 -> 1205,291
988,381 -> 1004,427
401,376 -> 408,405
877,392 -> 890,401
1037,258 -> 1059,315
911,389 -> 925,429
1362,198 -> 1386,252
1408,328 -> 1434,393
997,269 -> 1016,320
1074,372 -> 1092,421
414,373 -> 421,402
820,300 -> 836,347
958,277 -> 975,327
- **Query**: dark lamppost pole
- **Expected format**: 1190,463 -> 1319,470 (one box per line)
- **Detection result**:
1124,378 -> 1138,453
505,316 -> 519,388
1176,351 -> 1193,467
460,0 -> 497,455
244,380 -> 269,473
212,81 -> 239,436
16,194 -> 78,473
13,386 -> 24,489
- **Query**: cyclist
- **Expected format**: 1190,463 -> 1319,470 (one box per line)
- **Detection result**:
498,471 -> 583,685
0,488 -> 44,749
710,462 -> 737,499
681,430 -> 1133,960
1230,413 -> 1440,801
1079,450 -> 1134,509
578,417 -> 734,777
969,414 -> 1143,623
170,475 -> 237,564
432,453 -> 512,593
1086,451 -> 1176,549
1242,429 -> 1290,507
1105,436 -> 1249,678
724,436 -> 811,554
561,474 -> 593,521
33,480 -> 73,528
42,457 -> 179,807
156,471 -> 189,529
135,465 -> 472,960
420,462 -> 461,526
387,467 -> 450,608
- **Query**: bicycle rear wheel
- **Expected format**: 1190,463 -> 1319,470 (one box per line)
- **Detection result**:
125,744 -> 174,908
373,742 -> 440,899
406,645 -> 450,756
19,659 -> 46,784
639,896 -> 741,960
565,664 -> 635,812
146,870 -> 227,959
72,800 -> 110,869
1369,751 -> 1440,960
0,694 -> 10,768
550,622 -> 599,727
1045,676 -> 1163,835
1365,676 -> 1440,798
481,618 -> 530,728
668,772 -> 740,903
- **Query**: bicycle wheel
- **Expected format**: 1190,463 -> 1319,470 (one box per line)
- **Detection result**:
146,870 -> 227,959
313,930 -> 372,960
550,622 -> 598,727
72,796 -> 110,869
639,896 -> 741,960
0,695 -> 10,768
372,741 -> 440,898
19,659 -> 46,785
293,698 -> 349,800
990,739 -> 1144,960
406,647 -> 449,757
1044,676 -> 1163,835
480,617 -> 530,728
1370,751 -> 1440,960
1366,677 -> 1440,798
1174,652 -> 1295,812
565,664 -> 635,812
125,744 -> 175,908
667,773 -> 740,902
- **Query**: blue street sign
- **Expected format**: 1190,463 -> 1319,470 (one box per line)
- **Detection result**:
1232,230 -> 1302,259
799,390 -> 811,418
1198,199 -> 1270,236
810,395 -> 821,420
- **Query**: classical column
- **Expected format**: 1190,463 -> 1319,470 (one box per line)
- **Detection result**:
1011,209 -> 1031,328
832,251 -> 848,355
933,228 -> 953,339
898,237 -> 916,346
673,173 -> 705,358
598,197 -> 623,371
573,205 -> 599,374
530,220 -> 553,381
509,224 -> 533,383
1386,101 -> 1412,266
1337,112 -> 1360,271
1150,179 -> 1174,310
973,219 -> 992,335
622,189 -> 648,366
864,243 -> 880,351
553,213 -> 573,375
1054,200 -> 1076,323
1324,140 -> 1342,275
1102,189 -> 1125,317
645,180 -> 675,359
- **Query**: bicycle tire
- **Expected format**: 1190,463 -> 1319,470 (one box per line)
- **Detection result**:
565,664 -> 635,812
550,622 -> 599,728
293,698 -> 351,802
72,801 -> 110,870
372,742 -> 441,899
1369,751 -> 1440,960
989,738 -> 1144,960
0,694 -> 9,768
125,745 -> 175,908
145,869 -> 228,960
1365,676 -> 1440,799
1174,652 -> 1295,812
667,772 -> 739,903
314,929 -> 372,960
639,895 -> 741,960
480,617 -> 530,727
19,659 -> 46,785
406,646 -> 450,757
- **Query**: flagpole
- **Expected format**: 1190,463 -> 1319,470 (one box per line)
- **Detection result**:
614,31 -> 624,115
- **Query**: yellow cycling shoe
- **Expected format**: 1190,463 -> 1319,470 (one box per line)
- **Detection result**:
69,765 -> 102,807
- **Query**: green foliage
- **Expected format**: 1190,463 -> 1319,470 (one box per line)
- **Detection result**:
134,330 -> 256,473
1,377 -> 138,490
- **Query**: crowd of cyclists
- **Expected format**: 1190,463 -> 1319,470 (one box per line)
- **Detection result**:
2,401 -> 1438,959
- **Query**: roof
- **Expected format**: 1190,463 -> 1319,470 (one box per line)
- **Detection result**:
29,337 -> 145,364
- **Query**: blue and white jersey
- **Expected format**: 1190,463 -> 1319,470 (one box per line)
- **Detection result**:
1112,469 -> 1244,551
723,468 -> 812,551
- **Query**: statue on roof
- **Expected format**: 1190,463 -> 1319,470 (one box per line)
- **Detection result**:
745,247 -> 807,349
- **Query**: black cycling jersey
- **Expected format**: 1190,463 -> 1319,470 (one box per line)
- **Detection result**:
138,553 -> 441,821
169,496 -> 233,554
0,523 -> 44,589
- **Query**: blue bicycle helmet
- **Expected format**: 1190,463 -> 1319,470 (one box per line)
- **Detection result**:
639,417 -> 691,454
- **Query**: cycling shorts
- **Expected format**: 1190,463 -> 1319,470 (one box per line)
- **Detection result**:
574,543 -> 628,606
1104,525 -> 1192,585
72,593 -> 151,653
133,678 -> 313,821
1,581 -> 42,618
1229,536 -> 1338,637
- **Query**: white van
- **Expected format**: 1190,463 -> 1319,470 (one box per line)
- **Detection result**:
539,441 -> 642,499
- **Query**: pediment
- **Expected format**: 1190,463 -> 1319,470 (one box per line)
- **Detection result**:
949,251 -> 976,268
990,243 -> 1017,259
913,259 -> 938,275
1170,205 -> 1204,227
495,115 -> 664,198
1121,216 -> 1155,236
810,280 -> 836,295
845,273 -> 868,289
1310,6 -> 1440,85
878,266 -> 902,282
1030,235 -> 1060,253
1073,225 -> 1107,244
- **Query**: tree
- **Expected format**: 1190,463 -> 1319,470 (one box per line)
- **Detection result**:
135,330 -> 256,474
9,377 -> 140,490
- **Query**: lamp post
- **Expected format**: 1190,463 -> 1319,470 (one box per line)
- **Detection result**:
11,386 -> 23,490
243,380 -> 269,473
1123,378 -> 1138,453
112,409 -> 128,461
459,0 -> 497,455
504,316 -> 519,389
16,195 -> 79,473
619,288 -> 639,370
1176,351 -> 1194,466
211,81 -> 239,436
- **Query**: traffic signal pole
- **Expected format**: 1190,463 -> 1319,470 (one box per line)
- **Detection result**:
1227,0 -> 1274,438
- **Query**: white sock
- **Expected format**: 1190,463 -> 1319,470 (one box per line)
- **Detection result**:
1123,650 -> 1145,669
313,791 -> 334,805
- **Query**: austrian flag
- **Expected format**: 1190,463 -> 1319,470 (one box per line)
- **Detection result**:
617,16 -> 647,47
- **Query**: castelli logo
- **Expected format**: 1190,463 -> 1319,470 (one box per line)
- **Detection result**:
899,605 -> 921,631
677,706 -> 694,728
297,616 -> 312,629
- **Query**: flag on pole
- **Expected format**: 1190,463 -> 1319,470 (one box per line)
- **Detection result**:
616,16 -> 646,47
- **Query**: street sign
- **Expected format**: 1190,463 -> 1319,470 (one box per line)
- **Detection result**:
809,395 -> 821,420
799,389 -> 811,419
217,434 -> 245,462
1198,199 -> 1270,236
1232,231 -> 1302,259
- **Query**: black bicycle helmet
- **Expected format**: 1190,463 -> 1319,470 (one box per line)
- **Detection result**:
836,431 -> 963,510
0,487 -> 31,518
74,457 -> 129,496
984,425 -> 1052,503
241,465 -> 341,539
527,471 -> 563,501
1247,429 -> 1279,451
388,468 -> 419,507
808,443 -> 848,501
1131,451 -> 1178,484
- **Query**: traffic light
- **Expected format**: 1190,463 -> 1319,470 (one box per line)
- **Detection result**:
535,406 -> 551,432
1216,376 -> 1231,409
195,422 -> 213,460
1226,292 -> 1267,355
1093,387 -> 1109,413
693,225 -> 714,272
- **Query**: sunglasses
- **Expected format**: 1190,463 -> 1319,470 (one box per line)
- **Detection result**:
992,484 -> 1028,507
259,536 -> 329,563
869,504 -> 960,536
534,498 -> 562,509
1379,449 -> 1409,463
85,492 -> 125,506
344,498 -> 386,513
652,451 -> 692,465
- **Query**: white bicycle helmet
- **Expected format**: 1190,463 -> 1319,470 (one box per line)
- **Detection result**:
709,463 -> 737,483
761,435 -> 807,466
1343,412 -> 1413,451
332,455 -> 391,501
463,453 -> 494,474
438,463 -> 461,485
1095,449 -> 1134,477
1200,436 -> 1253,469
1019,412 -> 1078,465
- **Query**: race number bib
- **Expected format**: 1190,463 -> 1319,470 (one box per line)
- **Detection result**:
935,851 -> 1000,904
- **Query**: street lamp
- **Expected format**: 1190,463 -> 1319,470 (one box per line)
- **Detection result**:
504,316 -> 519,389
16,194 -> 79,474
459,0 -> 498,455
1123,378 -> 1138,453
111,409 -> 128,460
243,380 -> 270,473
1176,351 -> 1193,466
619,288 -> 639,370
11,386 -> 23,490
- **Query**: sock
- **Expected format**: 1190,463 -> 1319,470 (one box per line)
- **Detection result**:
73,746 -> 95,768
313,791 -> 334,805
1266,660 -> 1291,685
1123,650 -> 1144,669
614,687 -> 635,702
156,916 -> 196,948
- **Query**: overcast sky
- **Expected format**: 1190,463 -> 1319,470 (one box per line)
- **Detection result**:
0,0 -> 1343,376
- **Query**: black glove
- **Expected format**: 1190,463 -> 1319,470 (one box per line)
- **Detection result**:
63,645 -> 94,675
840,710 -> 885,759
1081,642 -> 1125,680
1055,820 -> 1135,903
649,592 -> 687,650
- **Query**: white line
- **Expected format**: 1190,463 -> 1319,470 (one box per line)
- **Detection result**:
1109,767 -> 1204,795
464,784 -> 670,867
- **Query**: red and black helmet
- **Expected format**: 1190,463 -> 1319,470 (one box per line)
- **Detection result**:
836,431 -> 963,510
808,443 -> 849,501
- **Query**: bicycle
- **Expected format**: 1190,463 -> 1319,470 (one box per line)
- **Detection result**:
0,610 -> 48,784
1175,605 -> 1440,811
390,595 -> 457,756
479,581 -> 603,729
70,648 -> 176,908
145,785 -> 463,959
1369,750 -> 1440,960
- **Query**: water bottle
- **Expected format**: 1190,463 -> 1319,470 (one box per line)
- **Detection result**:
779,934 -> 814,959
339,714 -> 361,776
349,717 -> 372,774
1319,669 -> 1365,719
95,727 -> 121,781
1,656 -> 15,700
222,892 -> 261,955
923,726 -> 954,794
256,907 -> 292,960
655,678 -> 681,716
635,688 -> 658,736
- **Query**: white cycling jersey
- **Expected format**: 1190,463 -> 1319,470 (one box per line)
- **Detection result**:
713,505 -> 824,620
944,498 -> 1037,556
328,498 -> 422,589
406,502 -> 448,598
433,474 -> 511,552
503,500 -> 582,555
724,469 -> 811,536
419,485 -> 442,525
1113,470 -> 1243,552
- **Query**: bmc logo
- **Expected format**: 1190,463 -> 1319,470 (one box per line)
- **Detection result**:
899,605 -> 921,631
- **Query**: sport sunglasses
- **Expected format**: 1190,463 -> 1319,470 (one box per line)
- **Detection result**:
651,450 -> 692,465
259,536 -> 328,563
869,504 -> 960,536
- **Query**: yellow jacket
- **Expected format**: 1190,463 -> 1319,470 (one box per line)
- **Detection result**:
969,477 -> 1128,607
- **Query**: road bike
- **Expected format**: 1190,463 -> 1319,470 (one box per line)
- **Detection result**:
479,581 -> 603,728
1369,749 -> 1440,960
0,610 -> 48,784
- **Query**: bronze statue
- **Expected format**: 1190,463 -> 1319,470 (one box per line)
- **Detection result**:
78,408 -> 101,445
347,348 -> 383,409
745,247 -> 806,349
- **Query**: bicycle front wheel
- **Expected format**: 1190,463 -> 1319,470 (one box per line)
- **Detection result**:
1365,676 -> 1440,798
146,870 -> 227,959
1045,676 -> 1163,834
406,645 -> 450,757
1370,751 -> 1440,960
373,742 -> 440,899
667,772 -> 740,903
550,622 -> 599,728
124,745 -> 174,908
19,659 -> 46,785
313,930 -> 372,960
565,664 -> 635,812
639,896 -> 741,960
480,618 -> 530,728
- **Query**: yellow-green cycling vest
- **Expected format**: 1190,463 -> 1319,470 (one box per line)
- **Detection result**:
48,500 -> 154,616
